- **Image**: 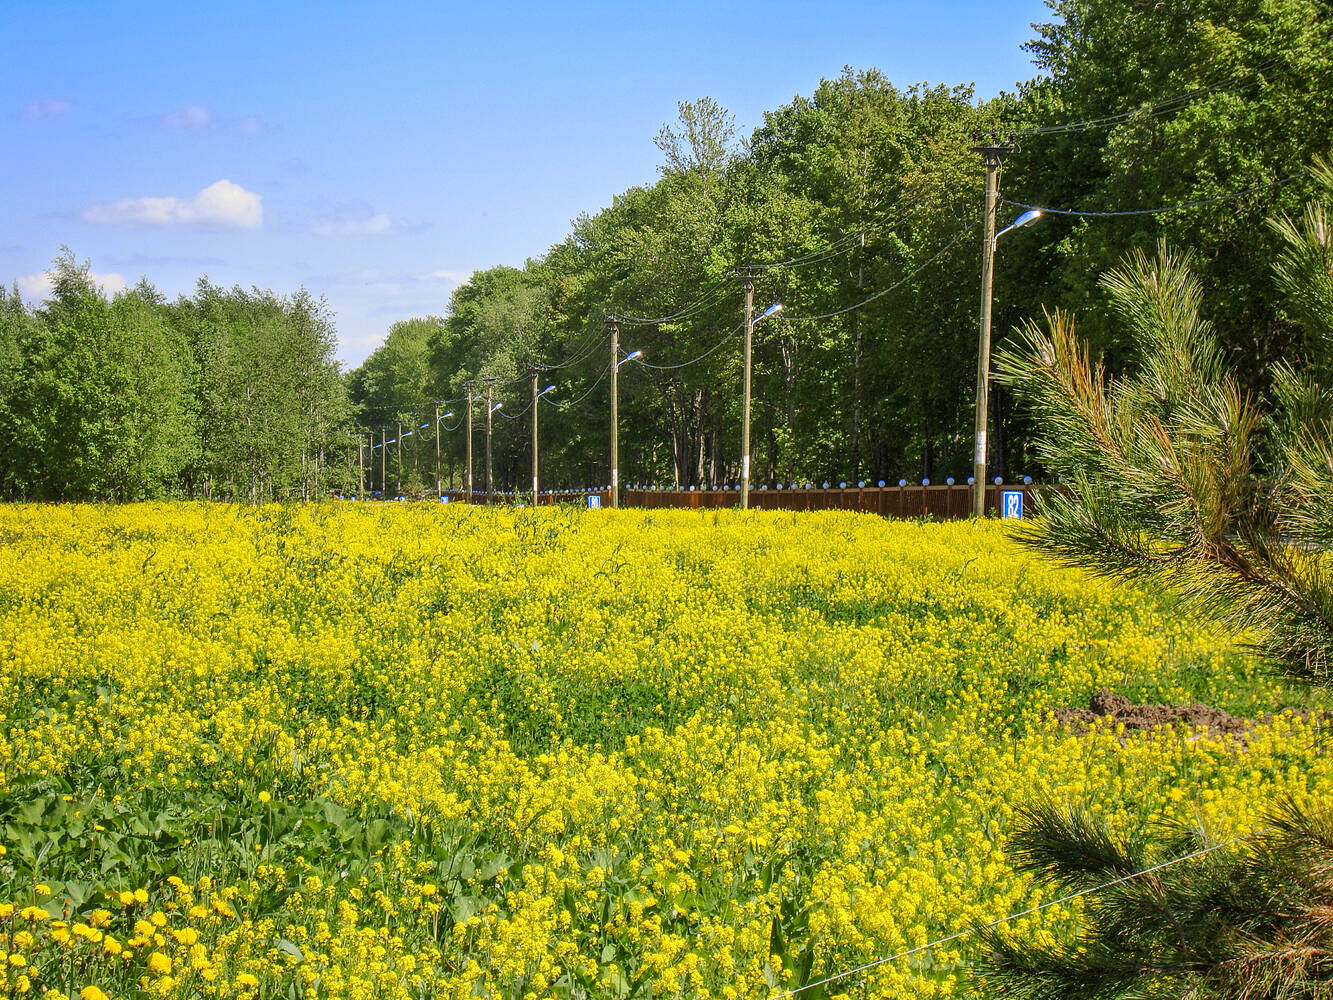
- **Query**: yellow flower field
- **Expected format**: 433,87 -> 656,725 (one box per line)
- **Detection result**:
0,503 -> 1326,1000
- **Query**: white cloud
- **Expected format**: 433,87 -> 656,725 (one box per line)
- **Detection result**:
237,115 -> 265,136
312,211 -> 394,237
84,179 -> 263,229
22,98 -> 72,120
429,269 -> 472,284
17,269 -> 128,300
162,104 -> 213,131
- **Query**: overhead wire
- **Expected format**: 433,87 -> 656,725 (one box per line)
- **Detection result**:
548,364 -> 611,412
613,274 -> 735,326
536,329 -> 608,370
1005,171 -> 1308,217
638,321 -> 745,371
752,230 -> 863,270
1010,56 -> 1285,137
766,827 -> 1266,1000
780,217 -> 980,322
536,321 -> 611,370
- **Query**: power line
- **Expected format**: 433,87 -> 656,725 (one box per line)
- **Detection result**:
536,324 -> 610,371
1005,171 -> 1307,217
752,230 -> 863,271
1010,57 -> 1285,137
639,321 -> 745,371
548,364 -> 610,411
781,219 -> 980,322
497,399 -> 534,420
613,275 -> 735,327
767,828 -> 1265,1000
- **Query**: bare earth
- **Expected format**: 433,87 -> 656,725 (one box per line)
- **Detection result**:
1053,689 -> 1324,741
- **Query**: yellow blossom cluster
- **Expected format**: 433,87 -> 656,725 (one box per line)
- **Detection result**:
0,502 -> 1327,1000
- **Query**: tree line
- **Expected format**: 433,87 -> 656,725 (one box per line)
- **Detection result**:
0,251 -> 349,502
4,0 -> 1330,501
352,0 -> 1331,495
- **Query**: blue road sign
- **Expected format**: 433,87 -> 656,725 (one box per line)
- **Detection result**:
588,494 -> 601,509
1001,490 -> 1024,519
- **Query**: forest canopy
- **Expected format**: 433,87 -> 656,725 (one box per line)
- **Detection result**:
4,0 -> 1330,500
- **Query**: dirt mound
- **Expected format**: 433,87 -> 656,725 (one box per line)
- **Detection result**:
1053,689 -> 1318,740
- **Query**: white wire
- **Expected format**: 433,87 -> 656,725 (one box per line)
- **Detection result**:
639,321 -> 745,371
781,219 -> 979,322
765,828 -> 1264,1000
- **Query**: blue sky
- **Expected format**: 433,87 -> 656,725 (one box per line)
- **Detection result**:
2,0 -> 1052,365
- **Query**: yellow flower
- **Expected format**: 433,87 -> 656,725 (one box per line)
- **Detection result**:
18,907 -> 47,922
147,952 -> 172,975
258,791 -> 271,803
236,973 -> 259,990
79,987 -> 110,1000
117,891 -> 135,906
133,888 -> 149,904
33,885 -> 51,897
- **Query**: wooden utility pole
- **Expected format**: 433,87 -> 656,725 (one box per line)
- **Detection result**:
380,426 -> 387,499
396,419 -> 403,498
741,279 -> 754,510
485,383 -> 494,505
357,437 -> 364,497
531,373 -> 540,505
609,316 -> 619,507
971,134 -> 1016,518
465,387 -> 474,503
434,403 -> 441,497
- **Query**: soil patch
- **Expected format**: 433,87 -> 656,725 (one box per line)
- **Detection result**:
1053,689 -> 1321,741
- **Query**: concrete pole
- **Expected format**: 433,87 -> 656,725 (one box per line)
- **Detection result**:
741,279 -> 754,510
610,317 -> 619,508
485,383 -> 494,505
465,389 -> 474,503
972,139 -> 1011,518
531,373 -> 540,505
435,403 -> 441,497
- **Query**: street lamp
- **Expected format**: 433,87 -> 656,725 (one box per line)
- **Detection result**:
973,206 -> 1041,516
531,378 -> 555,505
465,391 -> 485,503
434,408 -> 454,496
742,295 -> 783,510
486,396 -> 502,504
608,314 -> 643,510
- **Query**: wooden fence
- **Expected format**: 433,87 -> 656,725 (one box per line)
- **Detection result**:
427,483 -> 1038,519
625,483 -> 1035,518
